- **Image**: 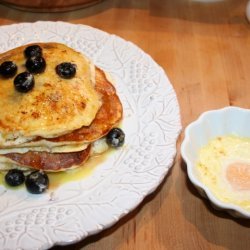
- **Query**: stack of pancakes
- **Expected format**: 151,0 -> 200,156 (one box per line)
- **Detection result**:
0,43 -> 123,171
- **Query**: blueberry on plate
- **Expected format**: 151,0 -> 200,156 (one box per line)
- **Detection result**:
25,56 -> 46,74
106,128 -> 125,148
25,171 -> 49,194
0,61 -> 17,78
24,45 -> 42,58
14,72 -> 34,93
5,169 -> 25,187
56,62 -> 76,79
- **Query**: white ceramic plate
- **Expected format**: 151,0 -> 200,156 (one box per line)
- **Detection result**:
181,106 -> 250,218
0,21 -> 181,250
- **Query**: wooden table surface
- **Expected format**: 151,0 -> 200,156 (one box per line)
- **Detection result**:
1,0 -> 250,249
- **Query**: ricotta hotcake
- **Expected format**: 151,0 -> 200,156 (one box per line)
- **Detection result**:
0,67 -> 123,153
0,43 -> 101,146
1,145 -> 92,172
48,67 -> 123,143
0,43 -> 124,173
0,67 -> 123,171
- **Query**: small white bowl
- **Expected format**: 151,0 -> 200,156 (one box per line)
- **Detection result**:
181,106 -> 250,218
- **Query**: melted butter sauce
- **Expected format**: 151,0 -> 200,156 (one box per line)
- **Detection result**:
48,151 -> 109,189
0,172 -> 6,187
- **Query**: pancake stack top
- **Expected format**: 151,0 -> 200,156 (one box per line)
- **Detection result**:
0,43 -> 123,172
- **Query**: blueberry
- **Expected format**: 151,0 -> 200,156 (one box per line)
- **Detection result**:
106,128 -> 125,148
14,72 -> 34,93
25,171 -> 49,194
24,45 -> 42,58
25,56 -> 46,74
56,62 -> 76,79
0,61 -> 17,78
5,169 -> 25,187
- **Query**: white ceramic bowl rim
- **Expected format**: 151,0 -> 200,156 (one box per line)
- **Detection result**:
181,106 -> 250,218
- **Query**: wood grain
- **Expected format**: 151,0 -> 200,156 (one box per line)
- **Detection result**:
0,0 -> 250,249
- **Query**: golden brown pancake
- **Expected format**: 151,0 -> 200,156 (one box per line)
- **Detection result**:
3,145 -> 91,172
0,67 -> 123,153
0,43 -> 123,172
0,68 -> 122,171
46,67 -> 123,143
0,43 -> 101,146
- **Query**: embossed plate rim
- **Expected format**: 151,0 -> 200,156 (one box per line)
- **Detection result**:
0,21 -> 181,250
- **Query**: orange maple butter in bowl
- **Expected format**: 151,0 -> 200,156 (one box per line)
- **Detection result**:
181,107 -> 250,218
196,135 -> 250,211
